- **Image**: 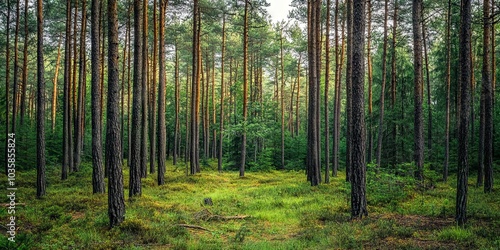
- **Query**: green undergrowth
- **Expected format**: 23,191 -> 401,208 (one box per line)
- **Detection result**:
0,161 -> 499,249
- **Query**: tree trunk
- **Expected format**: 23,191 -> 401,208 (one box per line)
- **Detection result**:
36,0 -> 46,198
218,14 -> 226,172
203,51 -> 210,160
280,27 -> 285,170
200,54 -> 206,159
74,0 -> 87,171
150,0 -> 157,174
412,0 -> 424,181
140,0 -> 149,179
491,0 -> 496,170
91,0 -> 105,194
62,0 -> 72,180
444,0 -> 451,182
5,0 -> 11,175
345,0 -> 353,182
130,0 -> 143,197
366,0 -> 373,164
324,0 -> 331,183
390,0 -> 398,167
190,0 -> 200,175
20,0 -> 29,125
422,16 -> 432,156
106,0 -> 125,227
12,0 -> 20,132
482,0 -> 493,193
295,55 -> 301,137
120,4 -> 128,165
157,0 -> 167,185
52,37 -> 63,132
290,76 -> 296,135
240,0 -> 249,177
333,0 -> 342,177
100,0 -> 105,126
211,52 -> 216,159
71,0 -> 78,173
456,0 -> 471,226
126,2 -> 132,168
307,0 -> 321,186
351,0 -> 367,219
173,42 -> 180,166
376,0 -> 389,169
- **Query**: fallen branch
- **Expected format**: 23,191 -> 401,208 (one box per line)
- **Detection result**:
176,224 -> 211,232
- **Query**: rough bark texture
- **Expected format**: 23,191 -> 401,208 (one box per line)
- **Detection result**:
324,0 -> 331,183
390,0 -> 398,167
174,43 -> 180,166
412,0 -> 424,181
482,0 -> 493,193
140,0 -> 148,179
12,0 -> 20,132
333,0 -> 341,177
376,0 -> 389,168
106,0 -> 125,227
491,0 -> 496,165
366,0 -> 373,164
36,0 -> 46,198
126,2 -> 132,168
218,14 -> 226,173
130,0 -> 143,197
71,0 -> 78,174
351,0 -> 367,219
91,0 -> 105,194
99,1 -> 105,127
20,0 -> 28,125
74,0 -> 88,171
307,0 -> 321,186
444,0 -> 451,182
240,0 -> 249,177
157,0 -> 166,185
150,0 -> 157,174
190,0 -> 200,175
120,1 -> 128,165
345,0 -> 353,182
456,0 -> 471,227
62,0 -> 72,180
211,53 -> 217,159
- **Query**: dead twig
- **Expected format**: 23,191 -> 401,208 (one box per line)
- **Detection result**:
177,224 -> 211,232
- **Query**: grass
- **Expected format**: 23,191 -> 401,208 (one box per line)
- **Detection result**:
0,160 -> 499,249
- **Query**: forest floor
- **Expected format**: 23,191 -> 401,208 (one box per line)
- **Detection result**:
1,160 -> 499,249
